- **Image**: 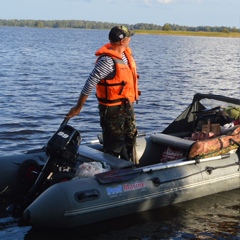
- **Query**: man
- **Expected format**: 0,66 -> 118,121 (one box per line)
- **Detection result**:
66,25 -> 140,161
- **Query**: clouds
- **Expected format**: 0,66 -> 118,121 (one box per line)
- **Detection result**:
0,0 -> 238,27
133,0 -> 204,6
74,0 -> 172,4
156,0 -> 173,3
153,0 -> 204,4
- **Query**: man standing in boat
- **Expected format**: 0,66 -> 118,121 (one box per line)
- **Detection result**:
66,25 -> 140,161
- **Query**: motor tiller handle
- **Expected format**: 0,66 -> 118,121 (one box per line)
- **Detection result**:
60,117 -> 69,127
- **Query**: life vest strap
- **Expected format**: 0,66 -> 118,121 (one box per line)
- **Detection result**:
96,96 -> 128,104
97,81 -> 126,99
98,80 -> 125,87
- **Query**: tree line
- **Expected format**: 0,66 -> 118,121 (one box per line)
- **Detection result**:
0,19 -> 239,33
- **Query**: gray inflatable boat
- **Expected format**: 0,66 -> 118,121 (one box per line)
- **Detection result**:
1,93 -> 239,228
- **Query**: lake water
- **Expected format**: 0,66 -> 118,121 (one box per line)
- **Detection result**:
0,27 -> 239,239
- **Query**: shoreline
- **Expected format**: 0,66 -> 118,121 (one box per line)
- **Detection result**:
1,26 -> 239,38
135,30 -> 240,38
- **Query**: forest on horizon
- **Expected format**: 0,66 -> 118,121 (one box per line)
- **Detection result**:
0,19 -> 239,33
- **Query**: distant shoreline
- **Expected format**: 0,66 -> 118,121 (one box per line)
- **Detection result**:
1,25 -> 239,38
135,30 -> 240,38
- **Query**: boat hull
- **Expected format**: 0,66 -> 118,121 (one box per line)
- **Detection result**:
1,93 -> 240,228
24,153 -> 240,228
0,150 -> 47,196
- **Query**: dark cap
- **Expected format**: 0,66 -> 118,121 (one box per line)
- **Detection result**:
109,25 -> 134,43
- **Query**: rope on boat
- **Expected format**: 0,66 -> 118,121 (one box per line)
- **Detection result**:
152,161 -> 240,185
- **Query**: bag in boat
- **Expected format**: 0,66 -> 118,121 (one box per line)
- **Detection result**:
224,106 -> 240,120
75,162 -> 111,178
188,125 -> 240,159
195,108 -> 232,132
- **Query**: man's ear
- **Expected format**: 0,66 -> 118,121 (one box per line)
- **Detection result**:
119,39 -> 125,45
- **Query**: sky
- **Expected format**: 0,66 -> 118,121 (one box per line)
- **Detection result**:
1,0 -> 240,28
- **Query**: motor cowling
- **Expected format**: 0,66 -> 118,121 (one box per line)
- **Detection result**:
46,124 -> 81,165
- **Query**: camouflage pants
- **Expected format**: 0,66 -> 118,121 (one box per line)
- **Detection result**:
98,102 -> 137,161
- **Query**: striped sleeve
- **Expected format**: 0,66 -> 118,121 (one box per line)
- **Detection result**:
81,56 -> 115,96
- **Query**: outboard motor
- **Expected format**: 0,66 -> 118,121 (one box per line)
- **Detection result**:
46,124 -> 82,167
28,121 -> 81,196
8,119 -> 81,218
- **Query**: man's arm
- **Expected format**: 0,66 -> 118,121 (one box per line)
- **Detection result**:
66,93 -> 88,118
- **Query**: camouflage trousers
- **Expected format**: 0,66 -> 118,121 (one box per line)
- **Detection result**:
98,102 -> 137,161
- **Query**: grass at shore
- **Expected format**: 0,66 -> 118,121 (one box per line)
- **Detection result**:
135,30 -> 240,38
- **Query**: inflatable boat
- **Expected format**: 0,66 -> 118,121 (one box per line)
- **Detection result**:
0,93 -> 239,228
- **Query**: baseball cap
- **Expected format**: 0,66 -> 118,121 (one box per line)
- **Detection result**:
109,25 -> 135,42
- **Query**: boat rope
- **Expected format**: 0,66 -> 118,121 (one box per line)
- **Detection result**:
152,161 -> 239,185
229,138 -> 240,147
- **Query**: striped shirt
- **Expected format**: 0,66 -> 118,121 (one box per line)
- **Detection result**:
81,53 -> 129,96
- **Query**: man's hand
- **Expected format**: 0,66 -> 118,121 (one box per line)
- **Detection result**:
66,106 -> 80,118
66,93 -> 88,118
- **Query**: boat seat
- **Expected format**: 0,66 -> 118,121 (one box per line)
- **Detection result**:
150,133 -> 195,151
78,145 -> 134,170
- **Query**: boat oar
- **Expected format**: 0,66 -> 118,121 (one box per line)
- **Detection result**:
95,168 -> 144,183
95,153 -> 231,184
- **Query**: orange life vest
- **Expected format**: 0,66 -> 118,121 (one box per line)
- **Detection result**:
95,43 -> 139,106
